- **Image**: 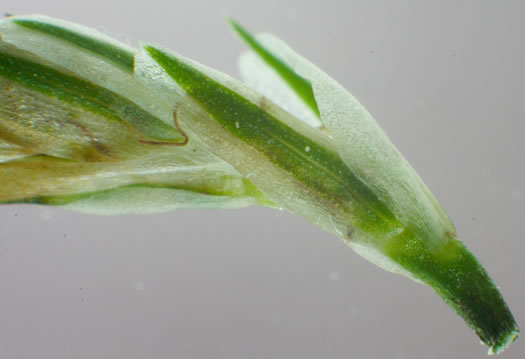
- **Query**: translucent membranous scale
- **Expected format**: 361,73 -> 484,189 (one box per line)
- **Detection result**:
0,14 -> 519,354
0,15 -> 268,212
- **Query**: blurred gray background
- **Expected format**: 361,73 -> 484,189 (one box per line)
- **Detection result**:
1,1 -> 524,358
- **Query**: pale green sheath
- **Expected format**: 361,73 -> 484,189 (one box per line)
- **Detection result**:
0,15 -> 518,354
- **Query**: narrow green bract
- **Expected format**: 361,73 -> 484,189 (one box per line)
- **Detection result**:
228,18 -> 320,118
0,49 -> 184,150
14,16 -> 135,71
144,45 -> 400,236
228,21 -> 519,354
0,15 -> 269,211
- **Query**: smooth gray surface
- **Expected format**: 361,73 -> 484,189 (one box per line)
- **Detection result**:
1,1 -> 524,358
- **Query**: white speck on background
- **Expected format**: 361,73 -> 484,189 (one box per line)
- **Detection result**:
134,281 -> 145,291
40,210 -> 53,221
305,146 -> 310,152
329,271 -> 340,281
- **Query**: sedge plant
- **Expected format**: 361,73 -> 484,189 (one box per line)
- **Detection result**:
0,14 -> 519,354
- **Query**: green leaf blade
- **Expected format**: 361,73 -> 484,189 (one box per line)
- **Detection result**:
0,17 -> 270,212
144,44 -> 402,238
13,15 -> 135,72
0,45 -> 187,160
228,19 -> 320,119
229,23 -> 519,353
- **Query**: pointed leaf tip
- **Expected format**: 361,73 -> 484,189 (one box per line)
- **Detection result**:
227,19 -> 321,119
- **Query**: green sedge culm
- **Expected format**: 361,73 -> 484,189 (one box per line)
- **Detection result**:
0,14 -> 519,354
